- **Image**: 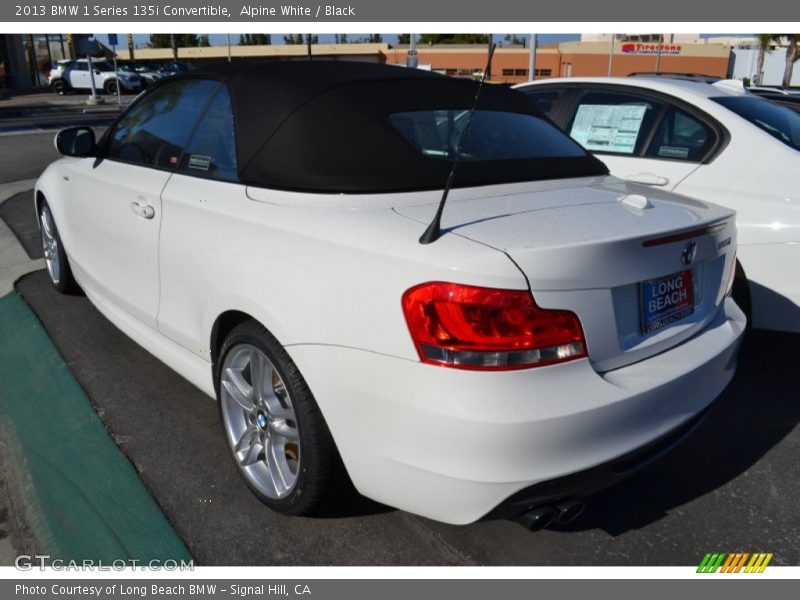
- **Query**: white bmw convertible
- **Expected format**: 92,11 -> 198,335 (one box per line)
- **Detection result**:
35,62 -> 745,527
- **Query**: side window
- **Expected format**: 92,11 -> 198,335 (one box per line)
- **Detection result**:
177,86 -> 238,181
106,79 -> 220,169
521,88 -> 568,118
72,62 -> 87,71
567,90 -> 665,155
644,106 -> 715,162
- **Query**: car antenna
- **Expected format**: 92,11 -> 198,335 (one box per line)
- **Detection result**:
419,43 -> 496,245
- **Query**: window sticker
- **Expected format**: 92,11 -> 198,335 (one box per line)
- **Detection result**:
657,145 -> 690,159
570,104 -> 648,154
188,154 -> 212,171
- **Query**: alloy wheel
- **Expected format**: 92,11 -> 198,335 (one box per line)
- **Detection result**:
220,344 -> 301,499
40,206 -> 61,285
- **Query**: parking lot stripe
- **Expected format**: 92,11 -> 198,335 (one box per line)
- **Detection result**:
0,291 -> 192,563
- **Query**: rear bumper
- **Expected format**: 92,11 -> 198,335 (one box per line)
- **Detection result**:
484,405 -> 709,520
289,297 -> 745,524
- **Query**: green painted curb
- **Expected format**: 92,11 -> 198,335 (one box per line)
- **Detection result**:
0,291 -> 192,563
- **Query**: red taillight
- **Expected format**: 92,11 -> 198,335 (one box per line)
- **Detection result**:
401,282 -> 587,370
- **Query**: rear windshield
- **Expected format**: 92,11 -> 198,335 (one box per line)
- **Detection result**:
389,109 -> 587,161
713,96 -> 800,152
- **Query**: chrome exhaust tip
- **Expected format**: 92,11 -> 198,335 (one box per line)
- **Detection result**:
555,499 -> 585,524
516,506 -> 557,531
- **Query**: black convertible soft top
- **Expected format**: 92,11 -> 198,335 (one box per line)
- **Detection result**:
172,61 -> 608,193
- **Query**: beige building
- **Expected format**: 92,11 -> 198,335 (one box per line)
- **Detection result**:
122,43 -> 390,64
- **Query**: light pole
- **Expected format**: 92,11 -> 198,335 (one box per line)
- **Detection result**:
528,34 -> 537,81
407,34 -> 418,68
86,53 -> 103,105
109,34 -> 121,105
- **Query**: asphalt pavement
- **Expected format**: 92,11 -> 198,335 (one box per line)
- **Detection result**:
0,131 -> 62,183
0,94 -> 114,183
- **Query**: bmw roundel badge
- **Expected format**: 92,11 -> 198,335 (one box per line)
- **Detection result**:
681,241 -> 697,266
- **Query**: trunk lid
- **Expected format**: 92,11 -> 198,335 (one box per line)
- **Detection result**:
393,176 -> 737,372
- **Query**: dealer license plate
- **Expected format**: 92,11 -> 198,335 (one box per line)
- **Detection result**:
640,269 -> 694,335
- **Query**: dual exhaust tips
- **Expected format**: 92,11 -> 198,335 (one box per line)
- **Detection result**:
516,499 -> 586,531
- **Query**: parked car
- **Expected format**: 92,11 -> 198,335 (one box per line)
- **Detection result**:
118,62 -> 166,88
158,61 -> 195,76
516,76 -> 800,332
628,72 -> 721,84
48,59 -> 143,95
35,62 -> 744,526
747,86 -> 800,114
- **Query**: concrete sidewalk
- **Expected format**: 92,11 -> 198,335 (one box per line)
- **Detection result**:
0,291 -> 193,564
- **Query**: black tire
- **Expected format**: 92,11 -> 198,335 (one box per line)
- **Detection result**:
216,320 -> 343,516
103,79 -> 118,95
38,199 -> 80,294
50,79 -> 68,95
731,261 -> 752,329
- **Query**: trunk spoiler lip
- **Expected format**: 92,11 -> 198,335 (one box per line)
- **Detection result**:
642,221 -> 728,248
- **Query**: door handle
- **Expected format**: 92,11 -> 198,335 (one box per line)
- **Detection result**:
625,173 -> 670,187
130,201 -> 155,219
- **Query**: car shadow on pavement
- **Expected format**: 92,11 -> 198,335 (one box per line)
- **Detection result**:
554,328 -> 800,536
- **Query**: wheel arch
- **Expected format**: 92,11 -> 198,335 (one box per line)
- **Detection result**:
210,310 -> 253,365
35,189 -> 46,217
209,310 -> 265,397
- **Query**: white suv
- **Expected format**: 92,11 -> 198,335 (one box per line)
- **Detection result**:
48,59 -> 142,95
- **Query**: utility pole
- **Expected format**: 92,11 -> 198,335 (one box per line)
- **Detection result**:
127,34 -> 134,61
170,34 -> 178,61
306,34 -> 312,60
227,34 -> 232,62
528,33 -> 537,81
607,34 -> 615,76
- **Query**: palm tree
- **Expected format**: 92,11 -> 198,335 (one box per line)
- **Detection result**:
782,34 -> 799,87
755,34 -> 779,85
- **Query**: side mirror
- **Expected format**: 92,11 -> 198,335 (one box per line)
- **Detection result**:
54,127 -> 97,157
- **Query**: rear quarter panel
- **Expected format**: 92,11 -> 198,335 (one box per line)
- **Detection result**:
156,175 -> 527,364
